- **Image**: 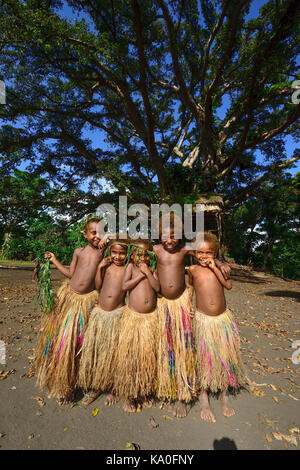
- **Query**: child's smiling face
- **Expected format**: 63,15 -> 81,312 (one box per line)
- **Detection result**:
110,244 -> 127,266
132,243 -> 150,266
84,222 -> 101,247
195,241 -> 216,267
161,228 -> 180,253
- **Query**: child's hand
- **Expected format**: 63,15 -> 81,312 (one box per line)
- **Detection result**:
98,240 -> 107,252
207,258 -> 216,270
45,251 -> 56,263
138,263 -> 150,276
220,263 -> 231,280
99,257 -> 112,268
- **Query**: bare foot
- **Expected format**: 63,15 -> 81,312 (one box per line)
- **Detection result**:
172,401 -> 187,418
142,399 -> 153,408
221,390 -> 235,418
81,390 -> 101,406
123,400 -> 136,413
57,392 -> 75,405
199,390 -> 216,423
105,393 -> 119,406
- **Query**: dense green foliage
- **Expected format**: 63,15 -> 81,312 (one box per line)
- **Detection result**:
225,171 -> 300,279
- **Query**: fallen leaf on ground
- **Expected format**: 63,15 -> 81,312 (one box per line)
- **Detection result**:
136,404 -> 141,413
273,396 -> 279,403
32,396 -> 45,407
265,434 -> 272,443
288,394 -> 299,401
0,433 -> 5,438
125,442 -> 140,450
0,369 -> 16,380
269,384 -> 277,391
63,427 -> 68,431
149,417 -> 159,428
273,432 -> 297,446
251,388 -> 265,397
92,408 -> 99,417
28,434 -> 34,439
265,418 -> 278,427
162,415 -> 173,421
290,428 -> 300,435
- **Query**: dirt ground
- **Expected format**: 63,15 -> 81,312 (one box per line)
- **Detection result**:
0,266 -> 299,450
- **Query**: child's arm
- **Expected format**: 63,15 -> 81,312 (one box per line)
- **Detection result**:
45,250 -> 79,279
95,257 -> 111,291
138,264 -> 160,292
98,232 -> 117,252
122,263 -> 145,292
208,259 -> 232,290
214,259 -> 231,280
187,266 -> 195,318
184,246 -> 231,280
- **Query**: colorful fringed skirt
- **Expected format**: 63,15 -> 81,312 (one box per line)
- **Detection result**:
193,309 -> 245,393
79,305 -> 124,393
34,280 -> 98,399
113,306 -> 158,401
156,289 -> 197,403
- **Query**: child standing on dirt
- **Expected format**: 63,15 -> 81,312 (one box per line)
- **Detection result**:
154,214 -> 230,418
189,232 -> 245,423
35,218 -> 110,404
79,234 -> 130,407
113,239 -> 160,413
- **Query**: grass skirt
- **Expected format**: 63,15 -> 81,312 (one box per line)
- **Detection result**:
193,309 -> 245,393
79,305 -> 124,392
156,289 -> 197,402
34,280 -> 98,399
113,306 -> 157,401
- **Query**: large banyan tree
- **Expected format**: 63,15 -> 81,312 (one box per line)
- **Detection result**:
0,0 -> 299,213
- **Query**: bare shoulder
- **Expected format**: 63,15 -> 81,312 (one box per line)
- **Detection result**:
124,262 -> 133,273
189,264 -> 196,273
188,264 -> 199,277
153,244 -> 161,253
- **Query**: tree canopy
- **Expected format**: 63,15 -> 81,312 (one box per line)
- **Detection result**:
0,0 -> 299,210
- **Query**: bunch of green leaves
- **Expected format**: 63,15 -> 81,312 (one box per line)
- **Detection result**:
126,244 -> 157,271
35,257 -> 54,313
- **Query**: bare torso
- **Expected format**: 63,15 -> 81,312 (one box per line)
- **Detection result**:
98,264 -> 126,311
69,245 -> 103,294
189,265 -> 227,316
154,244 -> 187,299
126,263 -> 157,313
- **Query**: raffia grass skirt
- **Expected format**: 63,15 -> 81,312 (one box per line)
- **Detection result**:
193,309 -> 245,393
113,306 -> 158,401
34,280 -> 98,399
79,305 -> 124,392
156,289 -> 197,403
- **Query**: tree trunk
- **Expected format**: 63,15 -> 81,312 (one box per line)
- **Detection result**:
0,232 -> 11,259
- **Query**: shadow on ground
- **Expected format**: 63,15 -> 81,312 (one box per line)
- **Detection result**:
213,437 -> 238,450
264,290 -> 300,302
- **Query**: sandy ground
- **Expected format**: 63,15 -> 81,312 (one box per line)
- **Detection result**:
0,266 -> 299,451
